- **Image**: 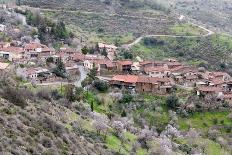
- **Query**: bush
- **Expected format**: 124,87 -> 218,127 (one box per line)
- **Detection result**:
51,89 -> 62,100
1,86 -> 28,108
119,93 -> 133,103
36,89 -> 51,101
74,87 -> 84,101
166,94 -> 179,110
93,80 -> 109,92
63,84 -> 75,102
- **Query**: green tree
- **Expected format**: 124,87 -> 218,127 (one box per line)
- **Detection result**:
81,46 -> 89,55
101,47 -> 108,57
53,58 -> 67,78
166,94 -> 179,109
53,21 -> 69,39
95,43 -> 100,53
93,80 -> 109,92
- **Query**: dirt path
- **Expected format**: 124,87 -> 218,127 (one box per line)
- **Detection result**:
122,21 -> 214,48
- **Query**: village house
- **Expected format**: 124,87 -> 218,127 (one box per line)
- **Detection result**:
116,60 -> 133,72
110,75 -> 173,94
84,59 -> 115,72
0,46 -> 24,61
139,60 -> 164,72
136,76 -> 173,94
83,59 -> 95,70
98,43 -> 117,60
16,67 -> 50,81
24,43 -> 54,59
98,43 -> 117,53
196,86 -> 223,98
110,75 -> 138,89
144,65 -> 171,78
72,52 -> 85,63
209,72 -> 231,82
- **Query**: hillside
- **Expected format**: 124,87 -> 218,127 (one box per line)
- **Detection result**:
166,0 -> 232,34
132,34 -> 232,74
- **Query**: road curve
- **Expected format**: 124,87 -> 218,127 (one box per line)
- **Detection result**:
122,22 -> 214,48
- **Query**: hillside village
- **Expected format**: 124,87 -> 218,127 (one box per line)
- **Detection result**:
1,34 -> 232,105
1,1 -> 232,155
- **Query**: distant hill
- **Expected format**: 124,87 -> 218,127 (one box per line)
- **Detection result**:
165,0 -> 232,34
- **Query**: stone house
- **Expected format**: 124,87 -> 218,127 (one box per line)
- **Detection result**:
116,60 -> 132,72
0,46 -> 24,61
144,65 -> 171,78
136,76 -> 173,95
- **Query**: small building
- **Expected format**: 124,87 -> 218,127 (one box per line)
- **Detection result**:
144,65 -> 171,78
24,42 -> 54,59
110,75 -> 138,88
196,86 -> 223,98
117,60 -> 132,72
83,60 -> 94,70
16,67 -> 50,81
0,46 -> 24,61
136,76 -> 173,95
98,43 -> 117,53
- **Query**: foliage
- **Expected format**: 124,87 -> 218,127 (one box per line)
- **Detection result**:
0,86 -> 28,108
63,84 -> 75,102
93,80 -> 109,92
52,59 -> 67,78
81,46 -> 89,55
120,49 -> 133,59
119,93 -> 133,103
166,94 -> 179,110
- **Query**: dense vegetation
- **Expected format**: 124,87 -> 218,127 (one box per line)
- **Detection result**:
15,9 -> 72,44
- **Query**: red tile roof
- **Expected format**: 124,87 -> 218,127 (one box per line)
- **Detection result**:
93,59 -> 114,68
111,75 -> 138,83
144,66 -> 170,73
1,47 -> 24,54
137,76 -> 170,84
24,43 -> 47,50
197,86 -> 222,92
117,60 -> 133,66
111,75 -> 170,84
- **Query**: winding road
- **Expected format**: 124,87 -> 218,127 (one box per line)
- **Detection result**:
122,21 -> 214,48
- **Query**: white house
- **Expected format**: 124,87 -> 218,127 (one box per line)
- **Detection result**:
16,67 -> 50,80
83,60 -> 94,70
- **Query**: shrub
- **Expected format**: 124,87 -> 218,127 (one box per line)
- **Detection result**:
166,94 -> 179,110
1,86 -> 27,108
41,137 -> 53,148
213,118 -> 218,125
36,89 -> 51,101
119,93 -> 133,103
93,80 -> 109,92
63,84 -> 75,102
51,89 -> 62,100
121,110 -> 127,117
